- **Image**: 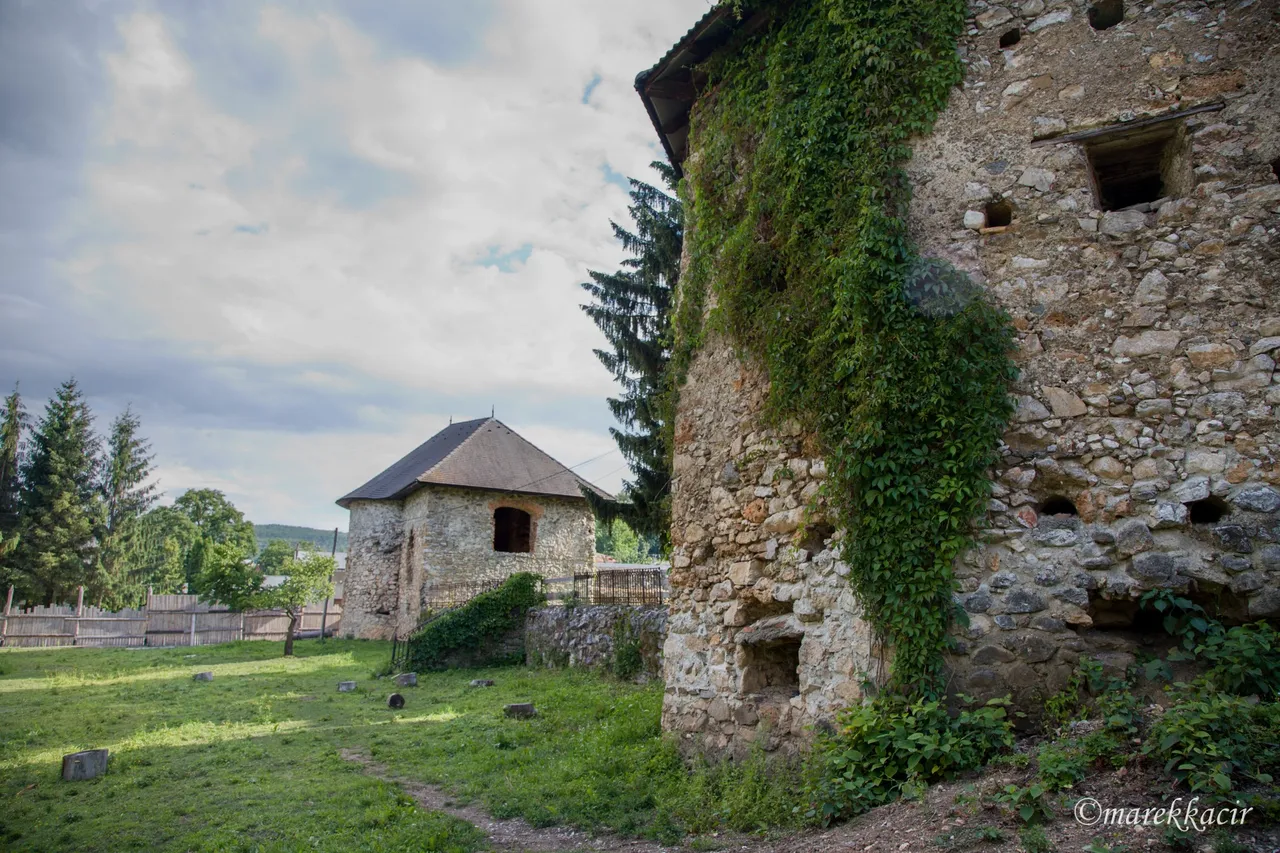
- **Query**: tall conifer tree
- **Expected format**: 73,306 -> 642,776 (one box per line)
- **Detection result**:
96,406 -> 157,607
579,162 -> 682,544
16,379 -> 104,604
0,386 -> 26,590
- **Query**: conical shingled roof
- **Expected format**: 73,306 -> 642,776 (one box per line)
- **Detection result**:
336,418 -> 612,508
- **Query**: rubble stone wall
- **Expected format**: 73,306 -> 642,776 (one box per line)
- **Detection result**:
665,0 -> 1279,757
526,604 -> 669,679
341,487 -> 595,640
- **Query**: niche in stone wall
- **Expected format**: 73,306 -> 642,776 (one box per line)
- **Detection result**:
1270,157 -> 1280,183
740,638 -> 802,696
1186,496 -> 1229,525
998,28 -> 1021,49
1039,495 -> 1079,517
984,199 -> 1014,229
1087,0 -> 1124,31
1084,120 -> 1192,211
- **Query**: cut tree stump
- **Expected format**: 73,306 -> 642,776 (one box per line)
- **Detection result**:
387,693 -> 406,709
504,703 -> 536,719
62,749 -> 109,781
338,681 -> 356,692
394,672 -> 417,687
193,672 -> 214,682
469,679 -> 495,688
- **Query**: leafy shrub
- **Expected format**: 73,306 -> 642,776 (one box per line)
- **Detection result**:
994,781 -> 1051,824
1196,622 -> 1280,698
1035,744 -> 1086,791
611,615 -> 644,681
1142,683 -> 1272,797
405,573 -> 544,671
807,695 -> 1013,822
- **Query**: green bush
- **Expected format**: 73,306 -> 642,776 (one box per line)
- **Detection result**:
1197,622 -> 1280,698
994,781 -> 1051,824
807,695 -> 1013,822
1035,744 -> 1086,791
611,614 -> 644,681
405,573 -> 544,671
1142,684 -> 1273,797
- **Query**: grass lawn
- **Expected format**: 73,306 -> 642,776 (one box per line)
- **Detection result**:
0,639 -> 801,852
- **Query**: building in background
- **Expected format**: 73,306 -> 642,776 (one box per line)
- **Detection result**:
336,417 -> 609,639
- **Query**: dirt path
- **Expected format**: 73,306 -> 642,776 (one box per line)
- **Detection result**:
341,748 -> 725,853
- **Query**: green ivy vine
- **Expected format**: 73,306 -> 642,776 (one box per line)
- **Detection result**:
405,572 -> 545,671
676,0 -> 1018,694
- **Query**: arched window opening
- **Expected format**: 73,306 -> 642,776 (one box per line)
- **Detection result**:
1039,495 -> 1079,517
493,507 -> 533,553
999,28 -> 1021,49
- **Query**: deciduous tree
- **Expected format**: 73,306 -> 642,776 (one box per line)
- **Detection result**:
173,488 -> 256,585
252,552 -> 334,656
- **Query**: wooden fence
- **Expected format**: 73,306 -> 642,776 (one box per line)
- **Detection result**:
0,587 -> 342,649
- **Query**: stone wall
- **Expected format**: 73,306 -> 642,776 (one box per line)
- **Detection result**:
664,0 -> 1279,756
526,604 -> 668,679
341,486 -> 595,640
342,499 -> 405,640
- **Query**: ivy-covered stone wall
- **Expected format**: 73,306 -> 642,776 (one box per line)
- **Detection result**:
663,0 -> 1279,758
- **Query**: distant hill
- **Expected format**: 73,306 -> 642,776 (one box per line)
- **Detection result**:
254,525 -> 348,553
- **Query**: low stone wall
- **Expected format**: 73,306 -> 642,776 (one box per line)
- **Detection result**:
525,605 -> 668,679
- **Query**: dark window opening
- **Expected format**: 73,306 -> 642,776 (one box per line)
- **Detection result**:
374,608 -> 391,616
741,638 -> 801,696
1186,497 -> 1228,525
984,200 -> 1014,228
493,507 -> 533,553
1088,586 -> 1248,631
1271,157 -> 1280,183
1039,496 -> 1079,517
1085,122 -> 1191,211
1087,0 -> 1124,30
999,28 -> 1021,48
799,522 -> 836,554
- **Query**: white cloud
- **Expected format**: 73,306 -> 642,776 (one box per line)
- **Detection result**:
58,0 -> 707,525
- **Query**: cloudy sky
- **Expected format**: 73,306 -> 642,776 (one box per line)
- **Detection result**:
0,0 -> 707,530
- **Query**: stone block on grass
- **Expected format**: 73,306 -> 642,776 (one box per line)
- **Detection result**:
387,693 -> 406,709
193,671 -> 214,682
338,681 -> 356,692
394,672 -> 417,687
504,703 -> 536,719
62,749 -> 108,781
469,679 -> 495,687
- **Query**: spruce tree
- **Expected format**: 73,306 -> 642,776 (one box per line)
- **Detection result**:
16,379 -> 104,605
579,162 -> 682,544
96,406 -> 157,607
0,386 -> 25,535
0,386 -> 26,591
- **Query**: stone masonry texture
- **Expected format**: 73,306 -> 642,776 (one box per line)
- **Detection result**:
526,604 -> 669,679
342,486 -> 594,640
665,0 -> 1279,758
